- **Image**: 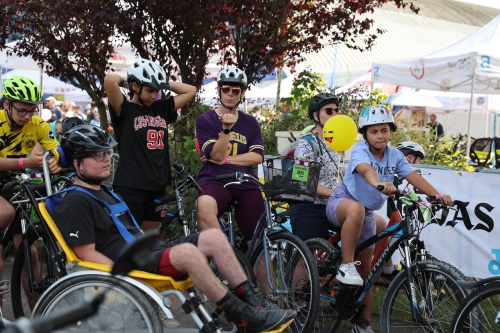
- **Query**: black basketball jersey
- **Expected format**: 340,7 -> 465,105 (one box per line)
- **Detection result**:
110,96 -> 177,191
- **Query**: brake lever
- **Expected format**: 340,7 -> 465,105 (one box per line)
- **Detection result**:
223,181 -> 243,188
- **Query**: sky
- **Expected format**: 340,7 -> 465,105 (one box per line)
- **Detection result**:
452,0 -> 500,10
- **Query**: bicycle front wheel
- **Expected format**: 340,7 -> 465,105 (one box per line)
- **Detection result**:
250,232 -> 319,333
380,258 -> 468,332
11,236 -> 64,318
450,280 -> 500,333
34,274 -> 163,333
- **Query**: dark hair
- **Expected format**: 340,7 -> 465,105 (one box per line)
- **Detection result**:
360,122 -> 397,139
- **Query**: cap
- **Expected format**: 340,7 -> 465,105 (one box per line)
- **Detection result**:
45,96 -> 56,102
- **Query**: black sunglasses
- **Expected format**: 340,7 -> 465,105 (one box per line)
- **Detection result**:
320,107 -> 340,115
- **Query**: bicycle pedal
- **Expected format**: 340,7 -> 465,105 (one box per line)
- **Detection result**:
0,280 -> 11,295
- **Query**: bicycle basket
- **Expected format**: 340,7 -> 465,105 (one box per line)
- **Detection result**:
262,158 -> 321,202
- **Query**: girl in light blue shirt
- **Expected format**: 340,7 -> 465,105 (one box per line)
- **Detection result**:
325,105 -> 453,333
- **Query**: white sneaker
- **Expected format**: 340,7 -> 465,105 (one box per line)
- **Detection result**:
336,261 -> 363,286
351,324 -> 374,333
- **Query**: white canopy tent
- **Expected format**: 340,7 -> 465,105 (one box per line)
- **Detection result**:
372,14 -> 500,155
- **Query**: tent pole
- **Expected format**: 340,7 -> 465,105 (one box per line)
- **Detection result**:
465,66 -> 476,159
39,65 -> 44,111
485,108 -> 489,137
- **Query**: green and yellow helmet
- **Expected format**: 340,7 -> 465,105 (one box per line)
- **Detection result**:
2,76 -> 43,104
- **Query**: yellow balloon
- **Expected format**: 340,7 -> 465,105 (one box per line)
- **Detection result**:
323,115 -> 358,152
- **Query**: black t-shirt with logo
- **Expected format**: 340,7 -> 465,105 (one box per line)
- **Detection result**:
52,188 -> 167,273
109,96 -> 177,191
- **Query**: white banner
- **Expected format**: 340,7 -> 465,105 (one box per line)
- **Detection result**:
375,166 -> 500,279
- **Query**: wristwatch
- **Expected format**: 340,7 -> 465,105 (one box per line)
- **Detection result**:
222,128 -> 231,134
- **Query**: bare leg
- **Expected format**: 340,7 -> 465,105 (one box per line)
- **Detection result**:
196,195 -> 222,231
169,242 -> 229,302
334,199 -> 365,264
196,229 -> 247,288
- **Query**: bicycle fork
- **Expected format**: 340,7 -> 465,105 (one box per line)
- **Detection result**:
401,239 -> 437,326
20,212 -> 40,293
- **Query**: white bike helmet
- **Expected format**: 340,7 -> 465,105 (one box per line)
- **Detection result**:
217,68 -> 247,88
358,105 -> 396,133
127,59 -> 170,90
397,141 -> 425,159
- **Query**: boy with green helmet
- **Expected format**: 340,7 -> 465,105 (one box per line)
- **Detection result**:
0,76 -> 61,305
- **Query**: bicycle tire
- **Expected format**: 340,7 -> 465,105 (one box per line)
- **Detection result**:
11,236 -> 63,318
2,240 -> 15,261
250,232 -> 320,333
34,274 -> 163,333
449,280 -> 500,333
210,245 -> 257,286
380,258 -> 468,333
305,238 -> 342,333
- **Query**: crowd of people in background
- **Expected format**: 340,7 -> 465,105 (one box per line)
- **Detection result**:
36,96 -> 111,142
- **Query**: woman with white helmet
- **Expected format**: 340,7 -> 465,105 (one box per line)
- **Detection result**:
195,68 -> 265,244
324,105 -> 453,333
396,141 -> 425,164
104,58 -> 196,232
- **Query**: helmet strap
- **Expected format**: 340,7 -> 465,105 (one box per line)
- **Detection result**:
6,104 -> 24,131
313,111 -> 324,128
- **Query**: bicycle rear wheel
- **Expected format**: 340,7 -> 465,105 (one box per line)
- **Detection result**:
450,280 -> 500,333
34,274 -> 162,333
380,259 -> 468,332
305,238 -> 342,333
11,235 -> 63,318
250,232 -> 319,333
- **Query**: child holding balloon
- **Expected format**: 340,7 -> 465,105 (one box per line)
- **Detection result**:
325,104 -> 453,333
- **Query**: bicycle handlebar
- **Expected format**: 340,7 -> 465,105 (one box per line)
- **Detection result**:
1,176 -> 72,196
217,173 -> 239,181
171,161 -> 185,174
3,292 -> 104,333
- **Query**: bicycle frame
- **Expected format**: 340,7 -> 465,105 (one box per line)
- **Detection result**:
320,198 -> 432,325
224,173 -> 294,295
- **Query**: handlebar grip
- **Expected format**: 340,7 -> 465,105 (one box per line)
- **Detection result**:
376,185 -> 385,191
170,162 -> 184,173
217,173 -> 237,181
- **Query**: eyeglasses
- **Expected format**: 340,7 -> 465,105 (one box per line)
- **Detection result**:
11,103 -> 39,117
320,107 -> 340,115
89,148 -> 114,162
220,86 -> 242,95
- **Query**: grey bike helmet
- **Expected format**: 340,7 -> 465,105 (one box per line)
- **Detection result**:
397,141 -> 425,159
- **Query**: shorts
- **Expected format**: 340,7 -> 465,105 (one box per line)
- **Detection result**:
157,233 -> 200,278
289,203 -> 330,241
326,183 -> 376,248
113,186 -> 166,225
198,182 -> 264,241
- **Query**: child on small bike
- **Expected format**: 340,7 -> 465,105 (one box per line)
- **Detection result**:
325,104 -> 453,333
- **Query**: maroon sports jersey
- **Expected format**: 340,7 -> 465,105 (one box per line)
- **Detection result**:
196,110 -> 264,190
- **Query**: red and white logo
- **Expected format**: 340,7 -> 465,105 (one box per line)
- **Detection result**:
410,63 -> 425,80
